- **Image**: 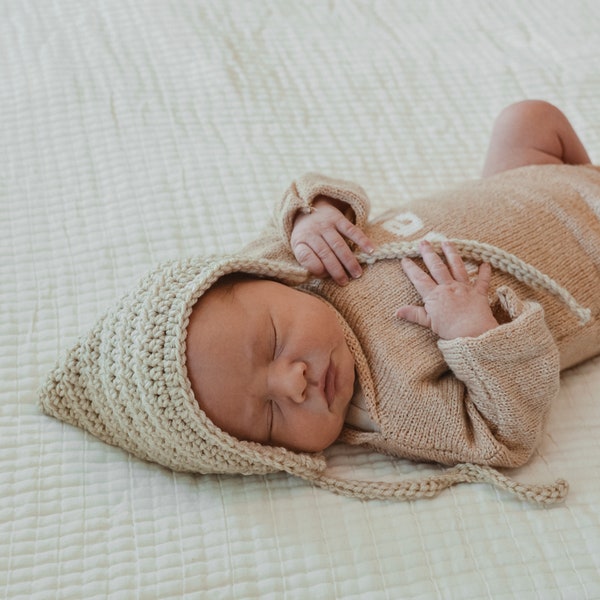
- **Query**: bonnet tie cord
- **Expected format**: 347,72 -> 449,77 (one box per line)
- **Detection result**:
311,463 -> 568,506
356,238 -> 591,325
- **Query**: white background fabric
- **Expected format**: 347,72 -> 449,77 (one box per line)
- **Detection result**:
2,1 -> 600,597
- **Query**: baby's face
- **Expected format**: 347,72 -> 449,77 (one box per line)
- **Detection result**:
185,278 -> 355,453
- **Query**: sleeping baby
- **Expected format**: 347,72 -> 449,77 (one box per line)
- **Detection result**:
40,101 -> 600,504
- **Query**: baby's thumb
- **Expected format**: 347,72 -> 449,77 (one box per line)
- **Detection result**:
395,305 -> 430,329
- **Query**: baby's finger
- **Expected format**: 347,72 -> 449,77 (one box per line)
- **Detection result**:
473,262 -> 492,295
308,237 -> 352,286
441,241 -> 470,283
322,229 -> 363,279
293,242 -> 328,278
420,241 -> 453,284
395,305 -> 431,329
336,218 -> 375,255
401,257 -> 436,298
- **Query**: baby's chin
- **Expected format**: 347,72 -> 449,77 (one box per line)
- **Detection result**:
283,420 -> 346,454
321,416 -> 349,452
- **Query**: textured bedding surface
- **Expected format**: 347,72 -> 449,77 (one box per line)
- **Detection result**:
2,1 -> 600,598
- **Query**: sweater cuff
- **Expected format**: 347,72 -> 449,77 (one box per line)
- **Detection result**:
437,293 -> 560,457
277,172 -> 371,242
438,294 -> 556,365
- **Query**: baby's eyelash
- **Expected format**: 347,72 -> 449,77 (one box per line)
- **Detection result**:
270,316 -> 278,359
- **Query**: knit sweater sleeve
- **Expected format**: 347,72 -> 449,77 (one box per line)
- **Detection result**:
243,173 -> 371,262
436,286 -> 560,467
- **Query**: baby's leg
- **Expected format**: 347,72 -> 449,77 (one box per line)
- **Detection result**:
482,100 -> 590,177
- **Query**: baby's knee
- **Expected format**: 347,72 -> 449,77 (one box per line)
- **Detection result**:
495,99 -> 563,130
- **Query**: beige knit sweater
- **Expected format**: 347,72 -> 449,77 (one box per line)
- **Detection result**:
244,165 -> 600,469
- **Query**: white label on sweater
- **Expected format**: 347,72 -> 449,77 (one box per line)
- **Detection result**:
381,215 -> 479,275
381,214 -> 449,246
382,212 -> 423,237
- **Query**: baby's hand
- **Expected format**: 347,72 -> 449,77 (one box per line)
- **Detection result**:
291,197 -> 375,285
396,241 -> 499,339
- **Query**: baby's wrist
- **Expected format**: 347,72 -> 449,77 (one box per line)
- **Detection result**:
461,316 -> 500,339
312,196 -> 355,221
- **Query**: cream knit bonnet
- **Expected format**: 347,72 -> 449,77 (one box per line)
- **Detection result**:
39,248 -> 576,506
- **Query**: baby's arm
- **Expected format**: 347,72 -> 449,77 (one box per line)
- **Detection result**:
396,241 -> 499,339
396,240 -> 560,466
482,100 -> 590,177
243,173 -> 374,273
291,197 -> 375,285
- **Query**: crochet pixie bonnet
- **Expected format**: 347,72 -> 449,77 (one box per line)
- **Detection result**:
39,255 -> 324,479
39,246 -> 577,506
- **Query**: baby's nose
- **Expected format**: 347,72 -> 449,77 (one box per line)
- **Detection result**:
270,360 -> 307,404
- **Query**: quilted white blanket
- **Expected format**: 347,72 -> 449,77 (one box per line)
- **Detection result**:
2,1 -> 600,597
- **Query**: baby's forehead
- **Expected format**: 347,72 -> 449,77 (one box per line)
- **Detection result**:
208,273 -> 302,299
210,273 -> 273,294
188,274 -> 313,332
